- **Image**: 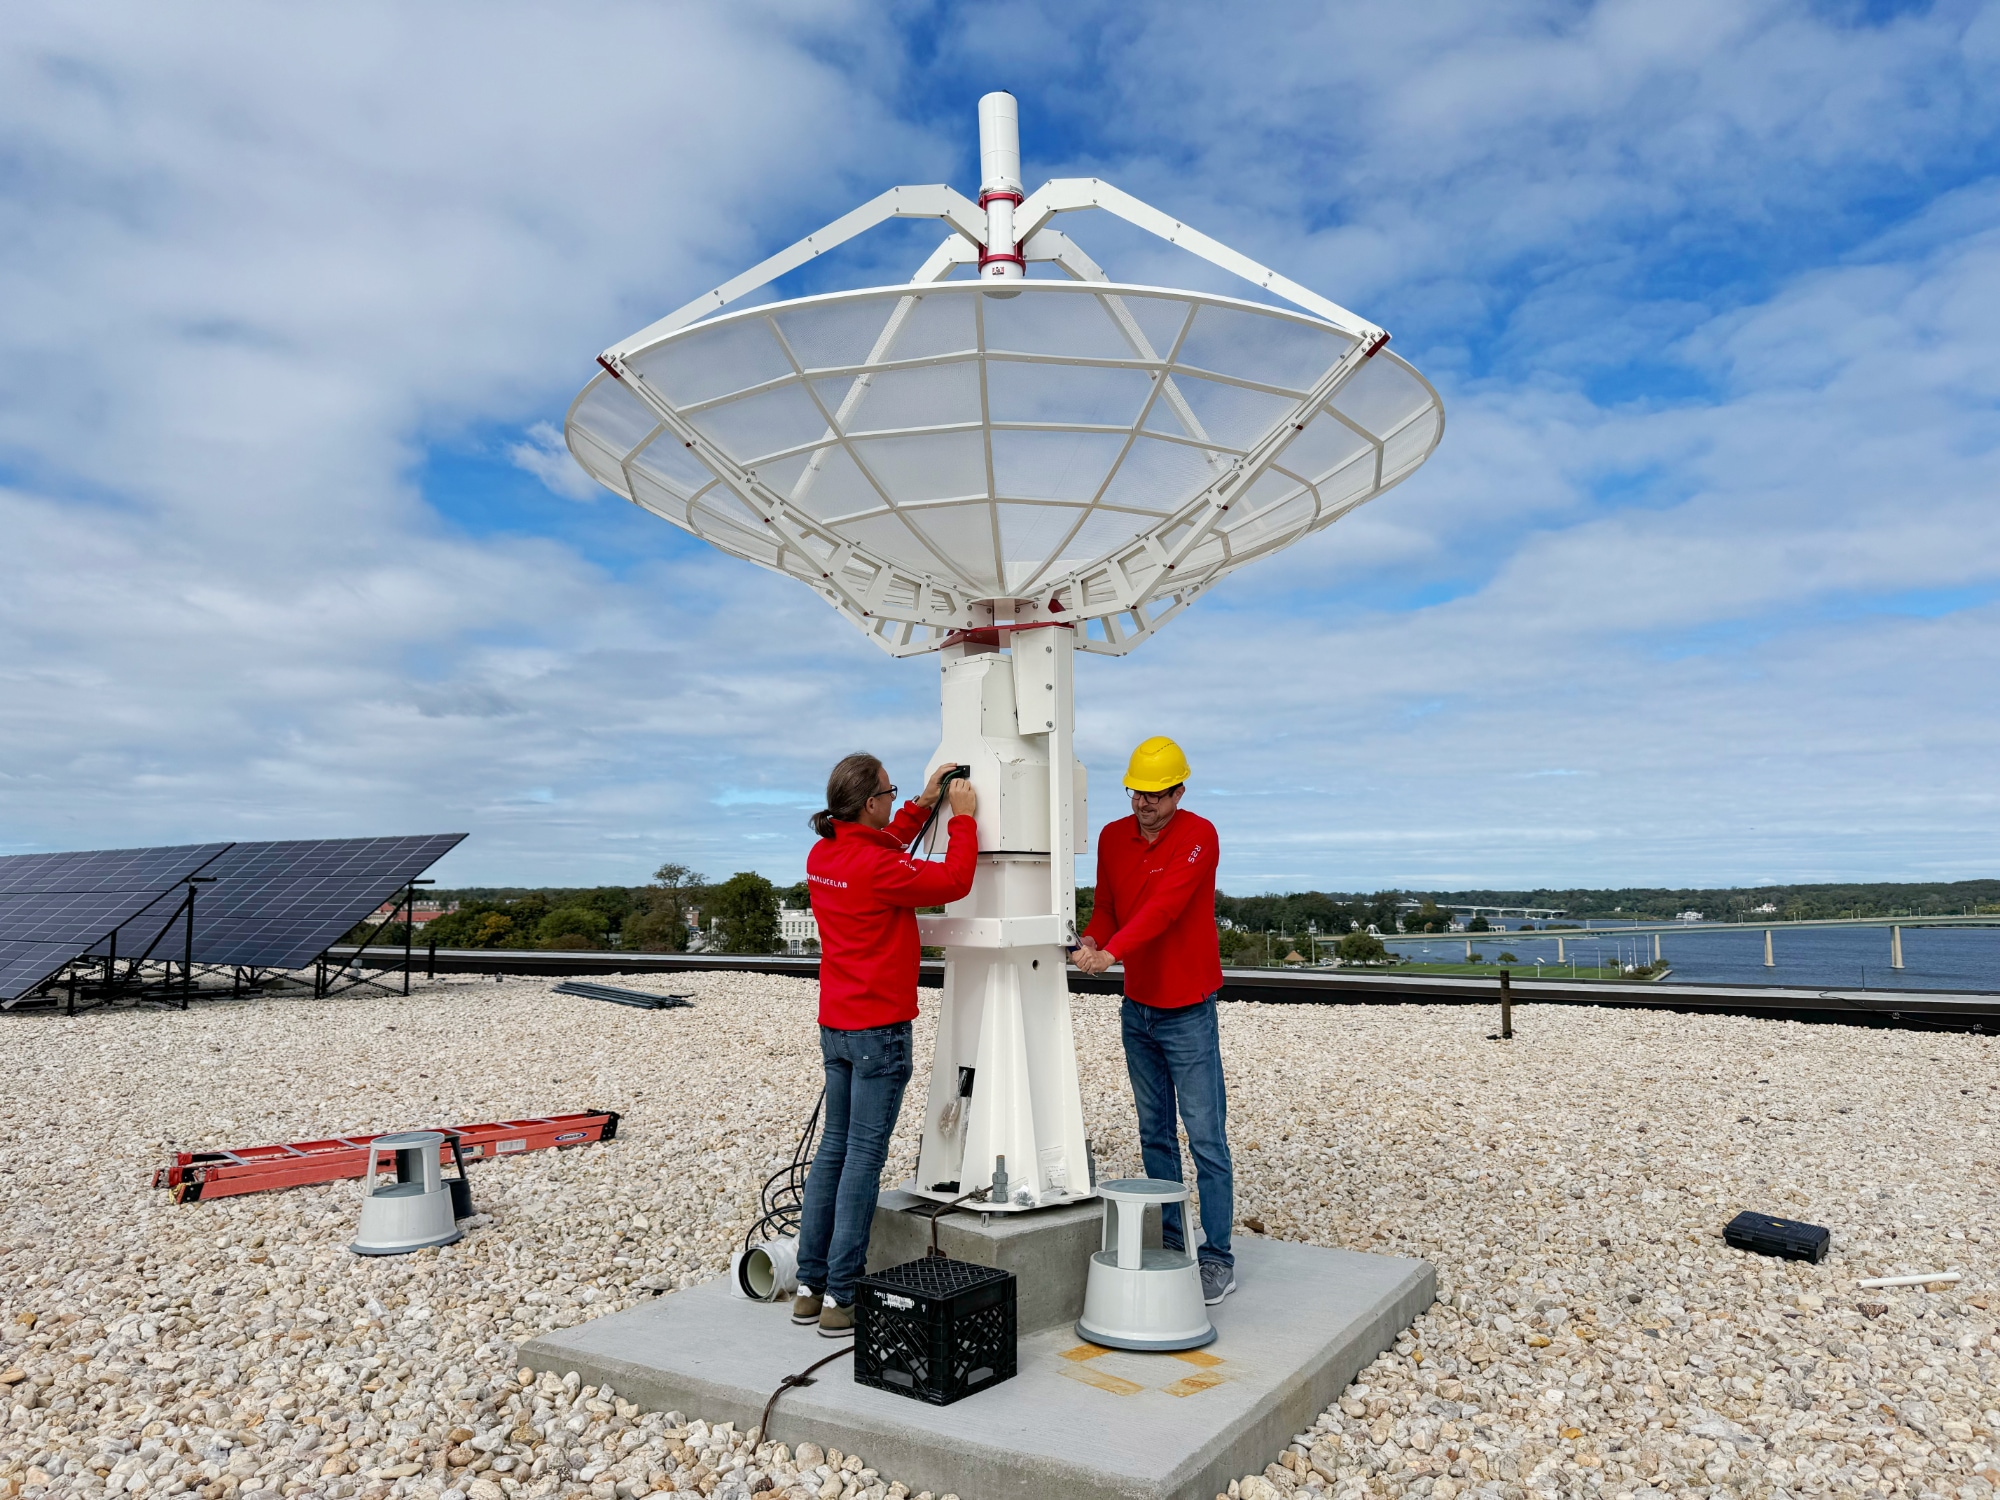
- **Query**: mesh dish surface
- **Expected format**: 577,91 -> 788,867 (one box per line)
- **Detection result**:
568,280 -> 1444,649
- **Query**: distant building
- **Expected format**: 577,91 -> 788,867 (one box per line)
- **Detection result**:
779,902 -> 819,955
1676,910 -> 1704,922
1751,902 -> 1778,914
368,898 -> 457,925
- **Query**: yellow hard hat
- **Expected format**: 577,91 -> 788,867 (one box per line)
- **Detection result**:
1123,736 -> 1191,792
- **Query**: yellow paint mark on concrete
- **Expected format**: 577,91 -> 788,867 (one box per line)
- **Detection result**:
1163,1369 -> 1228,1398
1061,1364 -> 1145,1396
1170,1349 -> 1223,1368
1061,1344 -> 1110,1363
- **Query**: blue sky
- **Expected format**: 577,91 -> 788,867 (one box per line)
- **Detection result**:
4,1 -> 2000,894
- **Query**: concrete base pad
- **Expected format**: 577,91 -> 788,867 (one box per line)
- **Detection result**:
524,1237 -> 1434,1500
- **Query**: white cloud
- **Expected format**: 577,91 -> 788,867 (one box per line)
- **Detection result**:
0,1 -> 950,883
3,1 -> 1999,893
507,422 -> 600,502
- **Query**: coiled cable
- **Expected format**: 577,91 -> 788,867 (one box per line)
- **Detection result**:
743,1086 -> 823,1251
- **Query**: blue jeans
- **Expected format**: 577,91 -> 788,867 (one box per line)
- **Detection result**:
1122,994 -> 1232,1268
795,1021 -> 913,1305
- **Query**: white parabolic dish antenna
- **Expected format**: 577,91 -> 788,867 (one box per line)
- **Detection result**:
568,102 -> 1442,657
565,95 -> 1444,1212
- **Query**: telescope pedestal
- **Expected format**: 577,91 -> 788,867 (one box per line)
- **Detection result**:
911,616 -> 1093,1213
912,938 -> 1090,1208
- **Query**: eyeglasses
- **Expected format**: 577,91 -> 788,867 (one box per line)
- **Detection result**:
869,784 -> 898,802
1127,785 -> 1182,804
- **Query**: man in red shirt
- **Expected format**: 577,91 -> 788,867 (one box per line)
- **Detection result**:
1072,736 -> 1235,1304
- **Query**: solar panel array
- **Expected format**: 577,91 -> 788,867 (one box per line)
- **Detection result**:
95,834 -> 467,969
0,833 -> 466,1005
0,843 -> 230,1003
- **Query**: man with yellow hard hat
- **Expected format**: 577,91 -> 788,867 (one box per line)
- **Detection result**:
1072,735 -> 1235,1304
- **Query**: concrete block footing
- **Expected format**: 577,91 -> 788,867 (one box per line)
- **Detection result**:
524,1235 -> 1434,1500
865,1188 -> 1113,1334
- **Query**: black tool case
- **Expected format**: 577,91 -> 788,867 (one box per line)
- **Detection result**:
1723,1210 -> 1831,1263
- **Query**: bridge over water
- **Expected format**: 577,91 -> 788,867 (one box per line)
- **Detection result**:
1383,911 -> 2000,971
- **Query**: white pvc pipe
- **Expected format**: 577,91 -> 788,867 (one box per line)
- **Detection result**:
729,1236 -> 801,1300
1857,1271 -> 1959,1289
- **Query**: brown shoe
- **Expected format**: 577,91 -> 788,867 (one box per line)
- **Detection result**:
791,1290 -> 823,1325
818,1301 -> 854,1338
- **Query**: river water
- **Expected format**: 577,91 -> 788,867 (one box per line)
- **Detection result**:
1381,922 -> 2000,993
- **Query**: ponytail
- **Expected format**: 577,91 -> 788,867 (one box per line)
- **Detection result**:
812,753 -> 885,839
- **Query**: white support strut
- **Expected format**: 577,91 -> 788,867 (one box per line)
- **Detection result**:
1014,177 -> 1384,344
608,184 -> 987,356
608,172 -> 1383,377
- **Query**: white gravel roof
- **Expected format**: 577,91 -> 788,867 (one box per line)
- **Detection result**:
0,974 -> 1995,1500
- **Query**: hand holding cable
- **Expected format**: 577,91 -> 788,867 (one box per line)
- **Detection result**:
908,765 -> 976,854
915,761 -> 962,810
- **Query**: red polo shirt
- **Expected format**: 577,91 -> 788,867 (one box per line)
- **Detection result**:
808,800 -> 977,1030
1082,809 -> 1222,1009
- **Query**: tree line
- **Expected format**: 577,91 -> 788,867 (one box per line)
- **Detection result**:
1213,879 -> 2000,935
345,864 -> 808,955
349,874 -> 2000,957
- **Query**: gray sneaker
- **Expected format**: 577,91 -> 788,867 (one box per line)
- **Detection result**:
1200,1260 -> 1236,1306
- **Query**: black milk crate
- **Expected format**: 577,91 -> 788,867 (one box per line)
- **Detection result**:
1724,1210 -> 1831,1263
853,1256 -> 1016,1406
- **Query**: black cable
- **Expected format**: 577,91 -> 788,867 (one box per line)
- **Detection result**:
759,1345 -> 853,1444
906,766 -> 972,857
1804,989 -> 1991,1033
922,1188 -> 987,1256
744,1087 -> 824,1251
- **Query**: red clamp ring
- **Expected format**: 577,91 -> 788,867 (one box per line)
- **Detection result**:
978,250 -> 1027,271
978,189 -> 1024,209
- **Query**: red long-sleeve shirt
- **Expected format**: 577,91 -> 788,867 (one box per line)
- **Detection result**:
807,800 -> 978,1030
1083,809 -> 1222,1009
